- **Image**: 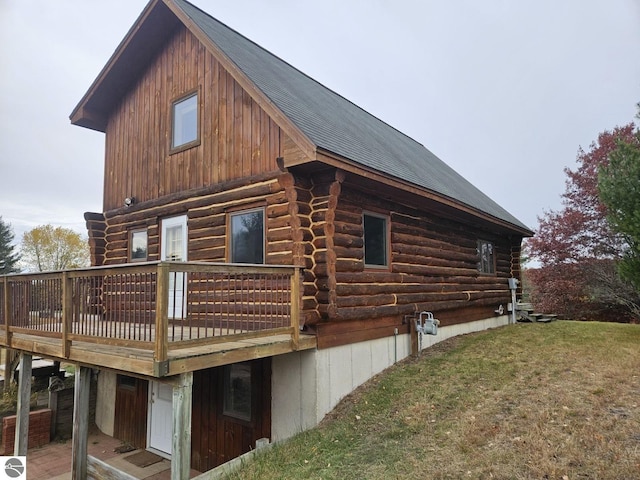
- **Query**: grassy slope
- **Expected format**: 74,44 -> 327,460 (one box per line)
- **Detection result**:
228,321 -> 640,480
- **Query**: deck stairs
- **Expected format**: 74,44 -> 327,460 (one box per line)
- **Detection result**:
514,302 -> 558,323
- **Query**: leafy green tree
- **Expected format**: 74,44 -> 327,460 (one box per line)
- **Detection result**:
598,121 -> 640,291
21,225 -> 90,272
0,217 -> 20,274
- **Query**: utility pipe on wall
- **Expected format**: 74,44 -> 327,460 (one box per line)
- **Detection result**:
508,277 -> 519,324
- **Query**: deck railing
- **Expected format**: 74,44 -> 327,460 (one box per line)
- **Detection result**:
0,262 -> 301,368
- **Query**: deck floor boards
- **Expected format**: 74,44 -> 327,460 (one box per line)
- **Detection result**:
2,329 -> 316,377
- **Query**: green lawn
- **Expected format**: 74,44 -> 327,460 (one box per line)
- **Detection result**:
228,321 -> 640,479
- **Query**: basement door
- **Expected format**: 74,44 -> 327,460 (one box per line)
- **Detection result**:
147,381 -> 173,457
161,215 -> 187,318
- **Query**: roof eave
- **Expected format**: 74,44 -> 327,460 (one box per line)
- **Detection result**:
69,0 -> 180,131
314,149 -> 533,237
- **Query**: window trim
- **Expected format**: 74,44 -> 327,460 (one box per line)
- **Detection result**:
117,374 -> 137,392
169,89 -> 200,154
129,228 -> 148,263
222,362 -> 253,423
228,207 -> 266,264
477,239 -> 496,275
363,211 -> 390,269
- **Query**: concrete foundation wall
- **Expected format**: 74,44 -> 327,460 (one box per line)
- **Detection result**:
417,315 -> 510,351
272,315 -> 510,442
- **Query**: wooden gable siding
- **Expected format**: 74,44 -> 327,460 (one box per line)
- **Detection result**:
103,25 -> 282,212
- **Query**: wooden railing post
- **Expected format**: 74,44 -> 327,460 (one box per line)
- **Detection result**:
61,272 -> 72,358
155,263 -> 169,371
3,277 -> 12,392
3,277 -> 10,347
290,267 -> 301,350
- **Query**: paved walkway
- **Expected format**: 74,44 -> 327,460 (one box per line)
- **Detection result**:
24,427 -> 200,479
27,427 -> 123,479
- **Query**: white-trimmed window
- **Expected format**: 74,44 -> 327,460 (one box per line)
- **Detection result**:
171,91 -> 199,151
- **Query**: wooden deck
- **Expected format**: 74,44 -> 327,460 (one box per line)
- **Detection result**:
0,262 -> 314,377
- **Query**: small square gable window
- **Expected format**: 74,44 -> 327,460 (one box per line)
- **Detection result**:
171,91 -> 199,151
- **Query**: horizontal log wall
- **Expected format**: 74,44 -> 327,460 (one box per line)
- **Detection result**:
318,183 -> 521,330
100,173 -> 294,265
103,25 -> 282,211
86,172 -> 304,328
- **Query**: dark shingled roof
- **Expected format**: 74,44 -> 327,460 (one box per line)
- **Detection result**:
173,0 -> 530,233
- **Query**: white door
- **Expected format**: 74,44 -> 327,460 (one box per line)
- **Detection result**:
161,215 -> 187,319
148,381 -> 173,456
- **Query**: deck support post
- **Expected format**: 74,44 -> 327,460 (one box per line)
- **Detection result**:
14,352 -> 32,456
71,366 -> 91,480
172,372 -> 193,480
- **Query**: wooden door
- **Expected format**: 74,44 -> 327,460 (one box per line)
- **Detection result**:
191,358 -> 271,471
114,375 -> 148,448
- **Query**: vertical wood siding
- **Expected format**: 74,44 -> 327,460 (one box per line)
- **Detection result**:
103,26 -> 281,211
191,359 -> 271,471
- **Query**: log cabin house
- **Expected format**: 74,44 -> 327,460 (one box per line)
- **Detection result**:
0,0 -> 532,477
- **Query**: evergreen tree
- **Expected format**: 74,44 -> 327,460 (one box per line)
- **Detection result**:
0,217 -> 20,274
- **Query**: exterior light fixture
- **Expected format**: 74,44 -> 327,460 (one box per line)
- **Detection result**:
124,197 -> 135,207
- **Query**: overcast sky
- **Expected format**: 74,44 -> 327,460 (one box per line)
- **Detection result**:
1,0 -> 639,248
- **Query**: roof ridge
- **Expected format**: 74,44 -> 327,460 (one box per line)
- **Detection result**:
167,0 -> 531,234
